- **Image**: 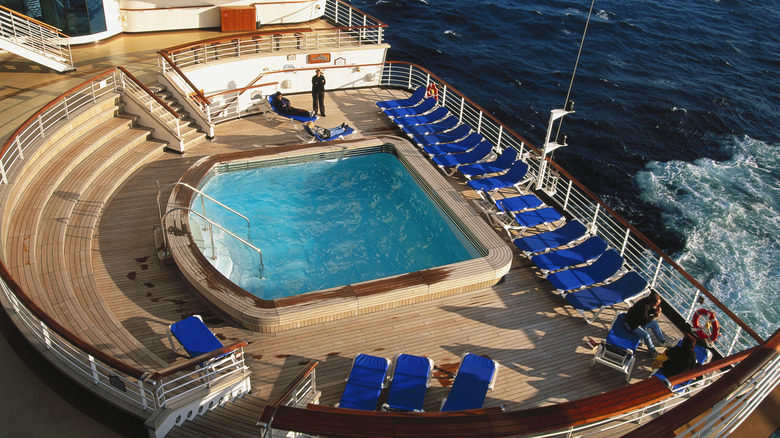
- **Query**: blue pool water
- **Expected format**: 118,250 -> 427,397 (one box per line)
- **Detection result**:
192,153 -> 481,299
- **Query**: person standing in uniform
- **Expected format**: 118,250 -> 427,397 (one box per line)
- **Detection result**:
312,68 -> 326,117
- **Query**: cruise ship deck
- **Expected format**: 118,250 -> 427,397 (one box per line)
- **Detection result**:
2,22 -> 776,438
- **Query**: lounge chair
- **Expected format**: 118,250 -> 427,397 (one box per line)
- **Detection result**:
466,160 -> 533,198
376,86 -> 426,109
382,97 -> 437,118
458,147 -> 519,179
591,312 -> 643,382
394,107 -> 450,127
382,353 -> 434,412
652,343 -> 713,393
297,125 -> 357,143
546,248 -> 624,293
440,353 -> 499,412
168,315 -> 225,358
337,353 -> 391,411
489,206 -> 564,238
431,140 -> 494,176
512,220 -> 589,256
412,124 -> 472,147
563,271 -> 648,323
402,116 -> 460,137
531,235 -> 609,274
422,132 -> 483,156
265,95 -> 317,129
495,193 -> 545,214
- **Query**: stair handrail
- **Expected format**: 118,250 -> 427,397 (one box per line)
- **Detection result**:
157,181 -> 250,234
116,66 -> 186,139
0,4 -> 73,69
158,50 -> 211,107
161,207 -> 263,270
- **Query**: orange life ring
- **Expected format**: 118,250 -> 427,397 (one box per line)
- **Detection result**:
692,308 -> 719,343
426,83 -> 439,100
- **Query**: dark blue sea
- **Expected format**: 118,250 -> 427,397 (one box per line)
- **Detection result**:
353,0 -> 780,340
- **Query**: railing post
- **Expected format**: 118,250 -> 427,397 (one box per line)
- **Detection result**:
563,179 -> 573,211
41,320 -> 51,348
620,228 -> 630,256
727,327 -> 742,356
0,162 -> 7,185
651,256 -> 663,288
590,204 -> 600,233
89,355 -> 100,384
36,113 -> 45,138
476,112 -> 483,134
407,67 -> 412,90
15,136 -> 24,160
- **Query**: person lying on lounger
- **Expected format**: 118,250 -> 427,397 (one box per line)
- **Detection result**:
272,91 -> 315,118
303,121 -> 350,139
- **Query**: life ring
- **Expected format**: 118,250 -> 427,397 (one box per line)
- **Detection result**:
692,308 -> 719,344
426,83 -> 439,100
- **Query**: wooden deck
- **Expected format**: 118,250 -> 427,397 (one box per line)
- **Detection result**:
92,88 -> 682,427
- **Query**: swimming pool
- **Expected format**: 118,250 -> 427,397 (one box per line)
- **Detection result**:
166,137 -> 512,332
192,152 -> 482,300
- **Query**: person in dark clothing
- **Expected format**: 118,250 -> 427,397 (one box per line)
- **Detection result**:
272,92 -> 314,118
303,121 -> 349,140
660,332 -> 699,377
311,68 -> 326,116
624,291 -> 676,357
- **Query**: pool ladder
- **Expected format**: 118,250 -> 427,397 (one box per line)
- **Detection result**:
157,182 -> 265,277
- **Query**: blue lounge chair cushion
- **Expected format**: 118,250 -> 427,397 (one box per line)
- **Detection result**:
339,354 -> 390,411
654,343 -> 711,392
376,86 -> 426,109
546,249 -> 624,292
564,271 -> 648,311
606,313 -> 642,352
431,140 -> 493,168
394,107 -> 450,127
170,316 -> 224,358
513,220 -> 588,255
412,124 -> 471,147
383,97 -> 436,118
512,207 -> 564,229
384,354 -> 433,412
402,116 -> 460,137
466,161 -> 531,193
458,147 -> 518,179
440,353 -> 498,412
423,132 -> 483,156
531,235 -> 609,273
496,194 -> 544,213
267,96 -> 317,123
305,125 -> 356,142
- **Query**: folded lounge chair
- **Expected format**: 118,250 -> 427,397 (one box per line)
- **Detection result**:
382,97 -> 437,118
563,271 -> 648,323
394,107 -> 450,127
458,147 -> 519,179
531,235 -> 609,274
546,248 -> 624,293
431,140 -> 494,175
440,353 -> 499,412
423,132 -> 483,156
412,124 -> 472,147
337,354 -> 391,411
402,115 -> 460,137
512,220 -> 589,256
591,312 -> 643,382
466,160 -> 533,198
297,124 -> 357,143
376,86 -> 426,109
382,353 -> 435,412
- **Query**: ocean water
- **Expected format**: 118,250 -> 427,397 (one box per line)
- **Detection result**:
354,0 -> 780,339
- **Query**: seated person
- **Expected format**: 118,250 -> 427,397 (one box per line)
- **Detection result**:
660,332 -> 699,377
303,121 -> 350,139
272,91 -> 315,118
625,291 -> 676,357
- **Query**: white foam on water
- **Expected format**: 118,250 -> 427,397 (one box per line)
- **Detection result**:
636,135 -> 780,339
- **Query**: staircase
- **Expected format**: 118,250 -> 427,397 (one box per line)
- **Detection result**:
0,4 -> 74,72
145,83 -> 207,152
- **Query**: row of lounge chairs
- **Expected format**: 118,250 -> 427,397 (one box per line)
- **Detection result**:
337,352 -> 499,412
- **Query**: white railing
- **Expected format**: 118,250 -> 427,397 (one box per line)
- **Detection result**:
378,62 -> 763,356
0,4 -> 73,69
0,69 -> 250,435
162,0 -> 385,70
